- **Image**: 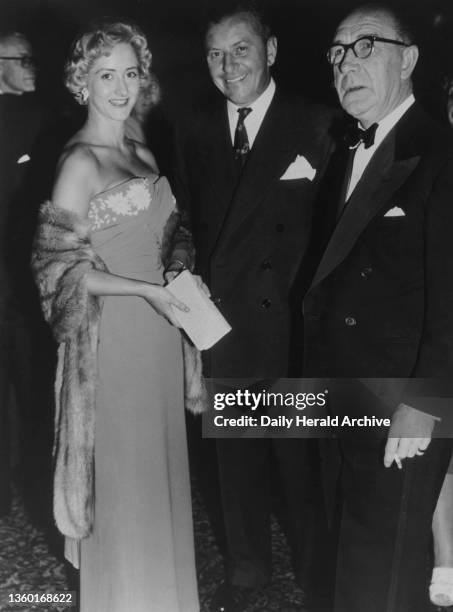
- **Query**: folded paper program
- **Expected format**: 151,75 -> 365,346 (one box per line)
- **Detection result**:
167,271 -> 231,350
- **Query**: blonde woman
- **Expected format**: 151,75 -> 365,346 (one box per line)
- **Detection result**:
32,21 -> 203,612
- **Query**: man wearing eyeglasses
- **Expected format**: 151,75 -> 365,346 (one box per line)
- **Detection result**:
0,31 -> 50,519
0,32 -> 35,95
303,3 -> 453,611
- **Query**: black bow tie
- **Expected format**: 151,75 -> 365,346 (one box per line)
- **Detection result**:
343,122 -> 378,150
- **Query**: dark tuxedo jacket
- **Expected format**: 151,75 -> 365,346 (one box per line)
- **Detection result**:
0,94 -> 47,305
0,93 -> 60,316
303,103 -> 453,424
173,89 -> 332,377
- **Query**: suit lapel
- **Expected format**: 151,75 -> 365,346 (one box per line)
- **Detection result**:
195,104 -> 238,254
309,108 -> 423,291
214,92 -> 305,254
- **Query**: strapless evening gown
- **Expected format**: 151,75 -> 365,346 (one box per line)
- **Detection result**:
77,176 -> 198,612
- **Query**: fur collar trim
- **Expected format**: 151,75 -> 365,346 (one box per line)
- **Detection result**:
32,202 -> 206,539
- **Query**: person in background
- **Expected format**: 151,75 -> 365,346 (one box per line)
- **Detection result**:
125,69 -> 174,177
431,470 -> 453,607
0,31 -> 47,517
126,69 -> 161,143
0,32 -> 35,95
428,70 -> 453,609
32,21 -> 205,612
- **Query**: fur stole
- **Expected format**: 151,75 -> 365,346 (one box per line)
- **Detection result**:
32,201 -> 206,540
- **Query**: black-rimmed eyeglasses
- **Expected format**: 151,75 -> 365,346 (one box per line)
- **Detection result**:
0,56 -> 35,68
327,36 -> 410,66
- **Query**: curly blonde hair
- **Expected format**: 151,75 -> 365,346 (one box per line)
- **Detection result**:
64,21 -> 152,105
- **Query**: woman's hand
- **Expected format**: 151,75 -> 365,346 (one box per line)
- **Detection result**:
141,283 -> 189,327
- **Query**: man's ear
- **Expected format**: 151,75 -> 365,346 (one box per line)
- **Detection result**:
267,36 -> 277,67
401,44 -> 419,81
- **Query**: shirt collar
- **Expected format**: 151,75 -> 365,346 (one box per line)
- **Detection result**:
370,94 -> 415,149
227,77 -> 276,127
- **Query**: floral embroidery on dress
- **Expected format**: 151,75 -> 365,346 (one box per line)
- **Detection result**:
88,178 -> 152,231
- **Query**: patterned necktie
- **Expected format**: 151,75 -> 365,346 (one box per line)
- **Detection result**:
233,107 -> 252,166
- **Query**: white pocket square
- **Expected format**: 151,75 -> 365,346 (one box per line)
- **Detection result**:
280,155 -> 316,181
384,206 -> 405,217
17,154 -> 30,164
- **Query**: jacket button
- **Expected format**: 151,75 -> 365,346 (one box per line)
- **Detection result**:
212,296 -> 222,305
360,267 -> 373,280
275,223 -> 285,232
261,260 -> 272,270
261,299 -> 272,309
345,316 -> 357,326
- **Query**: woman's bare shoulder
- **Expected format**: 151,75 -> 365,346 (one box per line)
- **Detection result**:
59,140 -> 100,172
52,143 -> 101,216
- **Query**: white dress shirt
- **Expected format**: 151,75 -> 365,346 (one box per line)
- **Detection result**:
227,78 -> 276,148
345,94 -> 415,201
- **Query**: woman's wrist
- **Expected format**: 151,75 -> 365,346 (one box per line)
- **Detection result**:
165,259 -> 187,275
137,280 -> 158,299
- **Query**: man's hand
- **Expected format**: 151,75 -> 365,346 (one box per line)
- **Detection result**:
164,259 -> 187,284
193,274 -> 211,297
383,404 -> 436,468
164,269 -> 180,283
164,269 -> 211,299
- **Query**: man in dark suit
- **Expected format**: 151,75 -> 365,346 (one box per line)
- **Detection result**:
0,31 -> 53,517
303,3 -> 453,611
173,2 -> 332,610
